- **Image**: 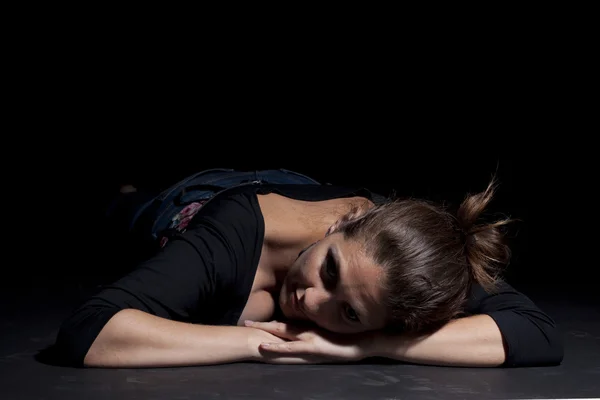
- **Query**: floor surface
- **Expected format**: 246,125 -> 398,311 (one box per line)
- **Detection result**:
1,284 -> 599,400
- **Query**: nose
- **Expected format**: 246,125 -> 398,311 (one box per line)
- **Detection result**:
297,287 -> 333,318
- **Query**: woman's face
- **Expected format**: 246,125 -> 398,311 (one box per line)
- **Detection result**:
279,232 -> 388,334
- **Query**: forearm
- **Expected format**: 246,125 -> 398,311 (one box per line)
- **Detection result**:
84,309 -> 253,368
372,314 -> 506,367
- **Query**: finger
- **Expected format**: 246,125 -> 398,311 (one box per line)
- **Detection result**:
245,320 -> 303,340
259,341 -> 315,354
263,355 -> 325,365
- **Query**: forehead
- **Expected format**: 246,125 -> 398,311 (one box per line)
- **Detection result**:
329,233 -> 387,326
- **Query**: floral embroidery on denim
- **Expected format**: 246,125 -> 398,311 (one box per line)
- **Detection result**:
160,200 -> 207,248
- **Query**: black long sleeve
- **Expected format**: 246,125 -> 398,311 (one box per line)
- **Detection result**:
54,191 -> 264,367
466,281 -> 564,367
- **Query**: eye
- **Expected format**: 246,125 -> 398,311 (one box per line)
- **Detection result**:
322,249 -> 338,282
345,304 -> 359,322
326,254 -> 337,279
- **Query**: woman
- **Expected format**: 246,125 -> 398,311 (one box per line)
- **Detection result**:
55,169 -> 563,368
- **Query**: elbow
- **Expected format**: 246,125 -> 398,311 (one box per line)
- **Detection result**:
53,323 -> 88,367
530,318 -> 565,367
81,341 -> 106,368
540,324 -> 564,366
53,306 -> 123,368
505,322 -> 564,368
491,309 -> 565,368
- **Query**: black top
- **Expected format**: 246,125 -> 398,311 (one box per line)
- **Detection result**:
55,184 -> 563,368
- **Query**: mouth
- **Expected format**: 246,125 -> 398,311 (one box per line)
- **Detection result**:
290,290 -> 305,317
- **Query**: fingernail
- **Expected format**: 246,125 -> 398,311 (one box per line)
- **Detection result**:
261,343 -> 271,348
244,320 -> 254,326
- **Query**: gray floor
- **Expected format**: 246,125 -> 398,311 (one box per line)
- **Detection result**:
2,286 -> 599,400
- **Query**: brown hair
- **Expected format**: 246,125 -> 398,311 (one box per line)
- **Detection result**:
336,178 -> 513,334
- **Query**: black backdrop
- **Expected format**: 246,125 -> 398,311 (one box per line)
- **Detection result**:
16,140 -> 591,302
6,45 -> 593,302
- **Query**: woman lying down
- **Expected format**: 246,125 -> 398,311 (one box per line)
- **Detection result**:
54,173 -> 563,368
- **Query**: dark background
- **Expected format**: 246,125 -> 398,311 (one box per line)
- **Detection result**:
15,142 -> 592,301
1,17 -> 598,400
6,30 -> 594,305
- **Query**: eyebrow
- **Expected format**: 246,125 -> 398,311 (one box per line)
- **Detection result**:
330,245 -> 368,326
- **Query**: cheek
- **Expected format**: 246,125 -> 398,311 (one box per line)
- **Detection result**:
312,315 -> 356,334
312,315 -> 366,334
320,323 -> 356,334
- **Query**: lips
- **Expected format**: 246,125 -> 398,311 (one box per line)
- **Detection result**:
291,290 -> 303,316
290,290 -> 298,310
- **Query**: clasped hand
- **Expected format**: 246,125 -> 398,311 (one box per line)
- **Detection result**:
245,320 -> 376,364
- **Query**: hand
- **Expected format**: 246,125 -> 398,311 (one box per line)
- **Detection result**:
246,324 -> 326,364
245,320 -> 376,364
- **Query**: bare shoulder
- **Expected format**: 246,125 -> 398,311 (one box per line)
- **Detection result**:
257,191 -> 374,210
257,192 -> 374,237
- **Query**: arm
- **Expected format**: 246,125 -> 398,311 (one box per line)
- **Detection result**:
84,309 -> 257,367
55,237 -> 232,367
372,314 -> 505,367
371,281 -> 564,367
55,192 -> 265,367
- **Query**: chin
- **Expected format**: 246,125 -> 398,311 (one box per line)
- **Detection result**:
281,307 -> 294,319
279,283 -> 300,320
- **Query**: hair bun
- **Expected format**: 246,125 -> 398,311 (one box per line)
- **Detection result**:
456,177 -> 513,292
